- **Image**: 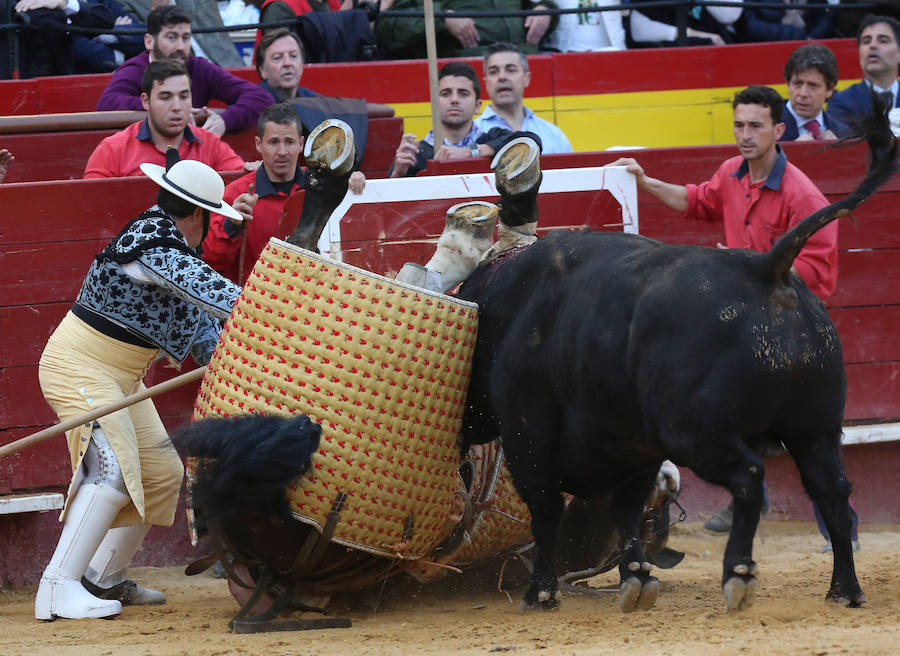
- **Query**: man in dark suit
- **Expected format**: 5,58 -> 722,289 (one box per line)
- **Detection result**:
780,43 -> 844,141
828,14 -> 900,132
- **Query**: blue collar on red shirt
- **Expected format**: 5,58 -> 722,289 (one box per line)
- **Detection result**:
731,144 -> 787,191
253,164 -> 305,197
136,119 -> 202,144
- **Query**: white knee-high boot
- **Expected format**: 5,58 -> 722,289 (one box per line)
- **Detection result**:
35,483 -> 130,620
82,525 -> 166,605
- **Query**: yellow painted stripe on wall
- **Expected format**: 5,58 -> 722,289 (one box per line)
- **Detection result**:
387,80 -> 859,152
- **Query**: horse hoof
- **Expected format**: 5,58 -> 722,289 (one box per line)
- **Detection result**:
723,576 -> 757,611
304,119 -> 355,176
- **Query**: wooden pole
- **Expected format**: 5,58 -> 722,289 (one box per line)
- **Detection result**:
423,0 -> 442,148
0,366 -> 208,459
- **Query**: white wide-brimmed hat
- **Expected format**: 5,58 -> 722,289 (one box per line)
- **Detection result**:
140,159 -> 244,222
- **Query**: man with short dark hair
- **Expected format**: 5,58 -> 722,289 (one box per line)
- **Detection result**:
255,28 -> 320,102
389,61 -> 533,177
828,14 -> 900,131
201,102 -> 365,282
85,60 -> 245,178
612,85 -> 836,299
780,43 -> 844,141
476,42 -> 572,154
96,5 -> 272,134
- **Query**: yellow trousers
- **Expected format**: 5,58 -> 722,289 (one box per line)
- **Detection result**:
38,312 -> 184,527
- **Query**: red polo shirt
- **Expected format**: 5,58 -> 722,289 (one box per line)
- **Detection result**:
201,165 -> 305,283
686,148 -> 837,299
83,120 -> 245,178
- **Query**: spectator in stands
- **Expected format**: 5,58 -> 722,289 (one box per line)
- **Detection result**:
0,149 -> 13,183
201,102 -> 365,282
85,60 -> 246,178
780,43 -> 843,141
250,0 -> 349,38
541,0 -> 626,52
255,28 -> 322,102
72,0 -> 146,73
475,42 -> 572,153
376,0 -> 557,59
6,0 -> 118,77
114,0 -> 244,67
389,61 -> 536,177
96,5 -> 272,134
828,15 -> 900,133
626,0 -> 741,47
738,0 -> 836,43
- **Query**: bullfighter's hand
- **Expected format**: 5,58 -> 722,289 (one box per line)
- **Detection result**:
609,157 -> 650,189
201,111 -> 226,136
435,145 -> 470,160
15,0 -> 66,10
0,148 -> 13,183
349,171 -> 366,194
446,14 -> 480,49
390,133 -> 419,178
525,6 -> 551,44
232,191 -> 258,223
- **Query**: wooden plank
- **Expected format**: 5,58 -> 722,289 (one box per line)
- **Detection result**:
0,241 -> 102,306
0,362 -> 200,434
830,249 -> 900,307
831,305 -> 900,365
0,303 -> 69,368
845,361 -> 900,423
0,80 -> 39,115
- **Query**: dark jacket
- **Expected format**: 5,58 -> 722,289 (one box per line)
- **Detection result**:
827,81 -> 897,137
738,0 -> 834,41
376,0 -> 559,59
779,101 -> 846,141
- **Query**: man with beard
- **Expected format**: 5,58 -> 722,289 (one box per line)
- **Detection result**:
388,61 -> 535,177
475,42 -> 572,154
610,85 -> 836,300
96,5 -> 271,134
828,14 -> 900,133
85,60 -> 245,178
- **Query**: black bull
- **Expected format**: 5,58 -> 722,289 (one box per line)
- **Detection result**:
455,119 -> 898,612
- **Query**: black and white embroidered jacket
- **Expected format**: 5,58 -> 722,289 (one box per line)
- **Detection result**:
76,207 -> 241,363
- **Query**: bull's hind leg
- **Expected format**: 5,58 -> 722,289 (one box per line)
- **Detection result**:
787,435 -> 864,606
610,468 -> 662,612
673,435 -> 765,611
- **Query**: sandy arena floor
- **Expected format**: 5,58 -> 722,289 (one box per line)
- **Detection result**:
2,521 -> 899,656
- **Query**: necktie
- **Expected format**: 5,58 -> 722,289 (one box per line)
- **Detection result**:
880,90 -> 894,110
803,119 -> 821,140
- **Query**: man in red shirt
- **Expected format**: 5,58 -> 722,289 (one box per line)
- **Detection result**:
201,102 -> 365,282
84,59 -> 245,179
612,84 -> 836,300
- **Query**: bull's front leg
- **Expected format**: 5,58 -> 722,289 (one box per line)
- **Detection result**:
521,491 -> 565,611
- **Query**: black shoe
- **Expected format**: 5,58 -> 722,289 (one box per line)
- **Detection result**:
703,502 -> 733,533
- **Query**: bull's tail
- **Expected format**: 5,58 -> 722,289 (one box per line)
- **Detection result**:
174,414 -> 321,527
763,93 -> 898,300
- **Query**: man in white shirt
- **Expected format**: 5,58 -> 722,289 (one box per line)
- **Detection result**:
475,42 -> 573,154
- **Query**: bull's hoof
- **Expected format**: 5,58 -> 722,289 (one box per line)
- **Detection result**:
304,119 -> 355,177
723,575 -> 757,611
826,587 -> 866,608
519,587 -> 561,612
619,575 -> 659,613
